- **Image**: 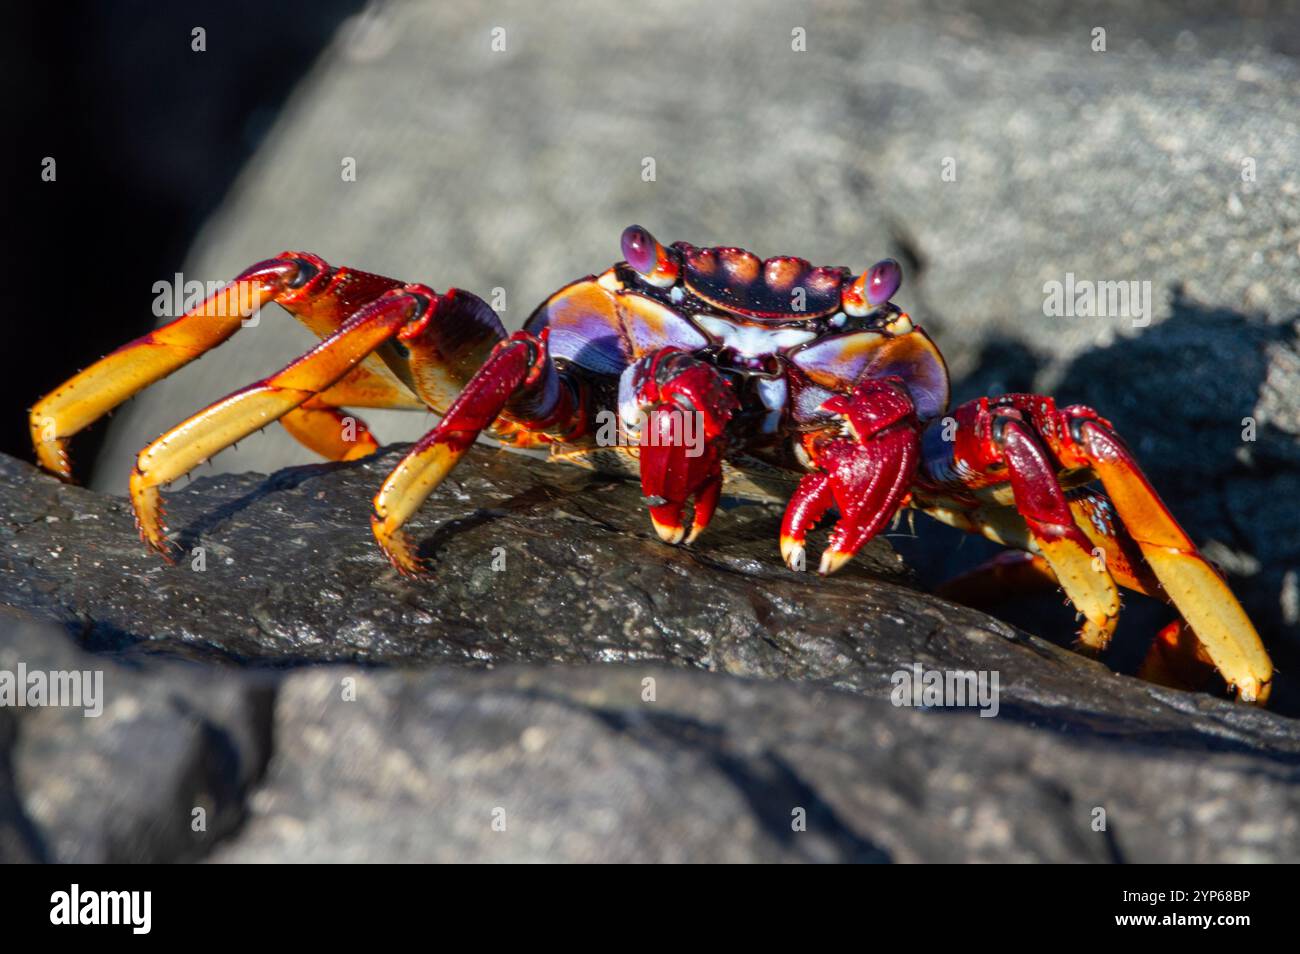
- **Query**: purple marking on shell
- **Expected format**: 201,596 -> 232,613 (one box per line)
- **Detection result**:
865,259 -> 902,306
621,225 -> 658,275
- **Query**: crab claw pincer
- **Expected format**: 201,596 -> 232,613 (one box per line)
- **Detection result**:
781,377 -> 920,575
628,349 -> 739,545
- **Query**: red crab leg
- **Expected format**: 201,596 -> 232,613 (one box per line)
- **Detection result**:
628,349 -> 739,546
131,286 -> 436,557
789,377 -> 920,575
1045,405 -> 1272,703
935,549 -> 1059,605
1138,620 -> 1219,693
981,409 -> 1122,651
371,329 -> 582,576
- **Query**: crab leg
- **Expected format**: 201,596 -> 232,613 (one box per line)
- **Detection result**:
28,253 -> 430,478
280,397 -> 380,462
1048,408 -> 1272,703
625,349 -> 739,547
131,286 -> 435,556
372,329 -> 581,575
989,413 -> 1121,651
935,549 -> 1059,605
1139,620 -> 1220,693
779,472 -> 833,571
29,258 -> 302,478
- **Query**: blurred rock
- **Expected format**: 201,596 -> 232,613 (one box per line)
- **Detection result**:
0,611 -> 272,862
212,664 -> 1300,864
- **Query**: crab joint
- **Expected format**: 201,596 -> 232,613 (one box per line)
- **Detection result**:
128,286 -> 431,557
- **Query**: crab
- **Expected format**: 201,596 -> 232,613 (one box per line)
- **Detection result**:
29,225 -> 1273,703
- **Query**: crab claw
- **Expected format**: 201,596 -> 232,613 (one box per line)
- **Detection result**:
788,377 -> 920,575
628,349 -> 738,545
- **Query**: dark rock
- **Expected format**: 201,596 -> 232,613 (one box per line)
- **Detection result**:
0,610 -> 272,862
1,446 -> 1300,861
4,443 -> 1293,712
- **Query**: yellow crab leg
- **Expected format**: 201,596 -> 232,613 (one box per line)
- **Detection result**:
1061,417 -> 1272,704
990,414 -> 1122,652
131,286 -> 431,557
279,397 -> 380,463
372,330 -> 579,575
29,263 -> 297,478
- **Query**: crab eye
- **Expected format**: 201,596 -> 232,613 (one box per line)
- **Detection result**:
620,224 -> 679,288
842,258 -> 903,316
621,225 -> 656,274
865,259 -> 902,306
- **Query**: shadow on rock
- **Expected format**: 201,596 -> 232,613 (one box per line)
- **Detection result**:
898,293 -> 1300,714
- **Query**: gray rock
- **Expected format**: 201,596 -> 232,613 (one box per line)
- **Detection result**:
2,446 -> 1300,861
0,611 -> 272,862
213,664 -> 1300,864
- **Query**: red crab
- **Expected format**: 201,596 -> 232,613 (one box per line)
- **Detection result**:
29,225 -> 1273,703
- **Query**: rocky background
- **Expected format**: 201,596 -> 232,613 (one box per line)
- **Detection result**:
4,0 -> 1300,861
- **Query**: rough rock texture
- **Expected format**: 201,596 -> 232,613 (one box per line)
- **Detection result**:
1,448 -> 1299,862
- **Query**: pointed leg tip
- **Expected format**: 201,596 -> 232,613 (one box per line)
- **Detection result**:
372,522 -> 429,578
779,536 -> 805,571
129,474 -> 178,562
1236,677 -> 1271,706
818,549 -> 853,576
34,442 -> 73,481
651,516 -> 686,546
134,518 -> 178,563
1073,616 -> 1117,655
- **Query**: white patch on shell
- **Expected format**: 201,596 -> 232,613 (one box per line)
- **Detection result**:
755,376 -> 788,434
617,364 -> 642,439
886,313 -> 913,335
694,315 -> 816,356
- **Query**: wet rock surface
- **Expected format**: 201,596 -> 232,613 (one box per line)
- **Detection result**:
1,447 -> 1299,861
